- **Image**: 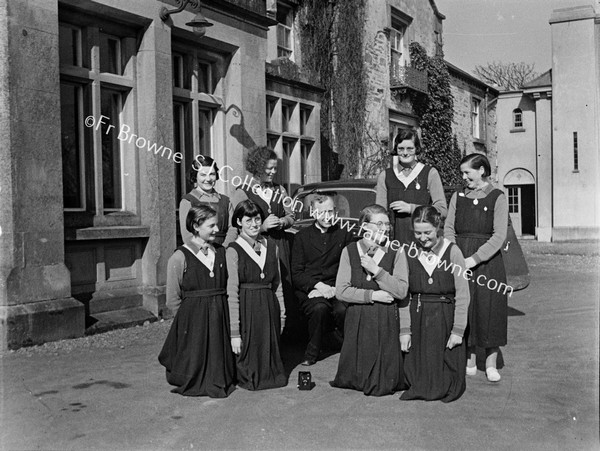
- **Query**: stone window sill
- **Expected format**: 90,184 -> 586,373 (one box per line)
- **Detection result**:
510,128 -> 526,133
65,226 -> 151,241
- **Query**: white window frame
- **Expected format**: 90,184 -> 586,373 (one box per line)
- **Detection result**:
513,108 -> 523,128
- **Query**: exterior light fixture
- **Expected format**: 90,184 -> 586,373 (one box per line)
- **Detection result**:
159,0 -> 214,37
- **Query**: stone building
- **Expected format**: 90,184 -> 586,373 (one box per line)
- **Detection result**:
446,61 -> 499,180
496,4 -> 599,241
360,0 -> 444,175
0,0 -> 323,349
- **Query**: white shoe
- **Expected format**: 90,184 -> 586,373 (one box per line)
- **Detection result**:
486,367 -> 501,382
466,365 -> 477,376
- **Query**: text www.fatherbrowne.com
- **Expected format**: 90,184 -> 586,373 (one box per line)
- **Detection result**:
309,205 -> 514,297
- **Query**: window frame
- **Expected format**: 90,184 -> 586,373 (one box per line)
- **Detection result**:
471,97 -> 482,140
276,3 -> 294,59
171,42 -> 226,205
513,108 -> 523,128
59,14 -> 138,221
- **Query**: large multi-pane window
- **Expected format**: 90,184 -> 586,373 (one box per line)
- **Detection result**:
267,96 -> 317,191
59,18 -> 136,216
172,45 -> 224,204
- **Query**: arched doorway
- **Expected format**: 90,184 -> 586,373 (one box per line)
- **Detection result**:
504,168 -> 536,237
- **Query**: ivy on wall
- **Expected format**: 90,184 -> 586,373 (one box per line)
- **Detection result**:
297,0 -> 367,179
409,42 -> 463,188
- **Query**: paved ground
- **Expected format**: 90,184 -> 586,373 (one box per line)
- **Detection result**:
1,241 -> 599,450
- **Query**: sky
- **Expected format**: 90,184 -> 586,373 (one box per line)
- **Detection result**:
435,0 -> 593,75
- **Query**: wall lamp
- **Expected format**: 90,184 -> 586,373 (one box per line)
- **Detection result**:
159,0 -> 214,37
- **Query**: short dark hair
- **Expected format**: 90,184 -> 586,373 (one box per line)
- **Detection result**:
186,205 -> 217,235
460,153 -> 491,177
188,154 -> 219,186
245,146 -> 278,177
412,205 -> 443,230
392,129 -> 421,155
358,204 -> 388,225
232,200 -> 264,229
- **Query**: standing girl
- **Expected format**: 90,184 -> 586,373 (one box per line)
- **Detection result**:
231,146 -> 295,332
158,205 -> 236,397
444,153 -> 509,382
179,155 -> 237,247
400,206 -> 470,402
331,204 -> 409,396
375,129 -> 447,246
226,200 -> 287,390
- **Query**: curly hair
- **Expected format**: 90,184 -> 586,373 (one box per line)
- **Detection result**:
245,146 -> 278,177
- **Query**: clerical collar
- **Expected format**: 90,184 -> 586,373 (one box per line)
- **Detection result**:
313,221 -> 334,234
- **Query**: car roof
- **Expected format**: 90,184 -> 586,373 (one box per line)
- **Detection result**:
293,179 -> 376,196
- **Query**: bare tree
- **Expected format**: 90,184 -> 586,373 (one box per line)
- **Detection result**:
474,61 -> 538,90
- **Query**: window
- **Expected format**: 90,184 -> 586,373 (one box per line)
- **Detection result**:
172,45 -> 224,202
508,187 -> 519,214
59,18 -> 136,215
573,132 -> 579,171
300,105 -> 312,136
276,4 -> 293,59
471,98 -> 481,139
266,97 -> 277,130
281,140 -> 294,193
389,10 -> 412,78
513,108 -> 523,128
300,142 -> 312,184
282,101 -> 294,133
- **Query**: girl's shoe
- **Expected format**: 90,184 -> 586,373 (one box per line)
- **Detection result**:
486,367 -> 501,382
466,365 -> 477,376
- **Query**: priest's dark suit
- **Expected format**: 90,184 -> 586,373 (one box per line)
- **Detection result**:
291,222 -> 355,364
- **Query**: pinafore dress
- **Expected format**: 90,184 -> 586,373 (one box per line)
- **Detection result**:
454,189 -> 508,348
229,239 -> 287,390
400,242 -> 466,402
330,243 -> 406,396
385,165 -> 432,245
158,245 -> 236,397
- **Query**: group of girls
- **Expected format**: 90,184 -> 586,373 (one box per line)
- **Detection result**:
159,133 -> 509,402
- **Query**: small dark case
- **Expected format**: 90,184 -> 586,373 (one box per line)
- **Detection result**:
298,371 -> 314,390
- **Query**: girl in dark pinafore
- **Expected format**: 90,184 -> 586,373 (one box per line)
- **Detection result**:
445,153 -> 509,383
331,204 -> 409,396
400,206 -> 470,402
226,200 -> 287,390
375,129 -> 447,246
159,205 -> 236,397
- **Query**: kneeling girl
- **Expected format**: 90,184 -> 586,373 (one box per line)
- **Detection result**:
226,200 -> 287,390
158,205 -> 236,397
400,205 -> 470,402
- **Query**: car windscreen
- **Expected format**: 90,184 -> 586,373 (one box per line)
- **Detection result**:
293,188 -> 376,222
